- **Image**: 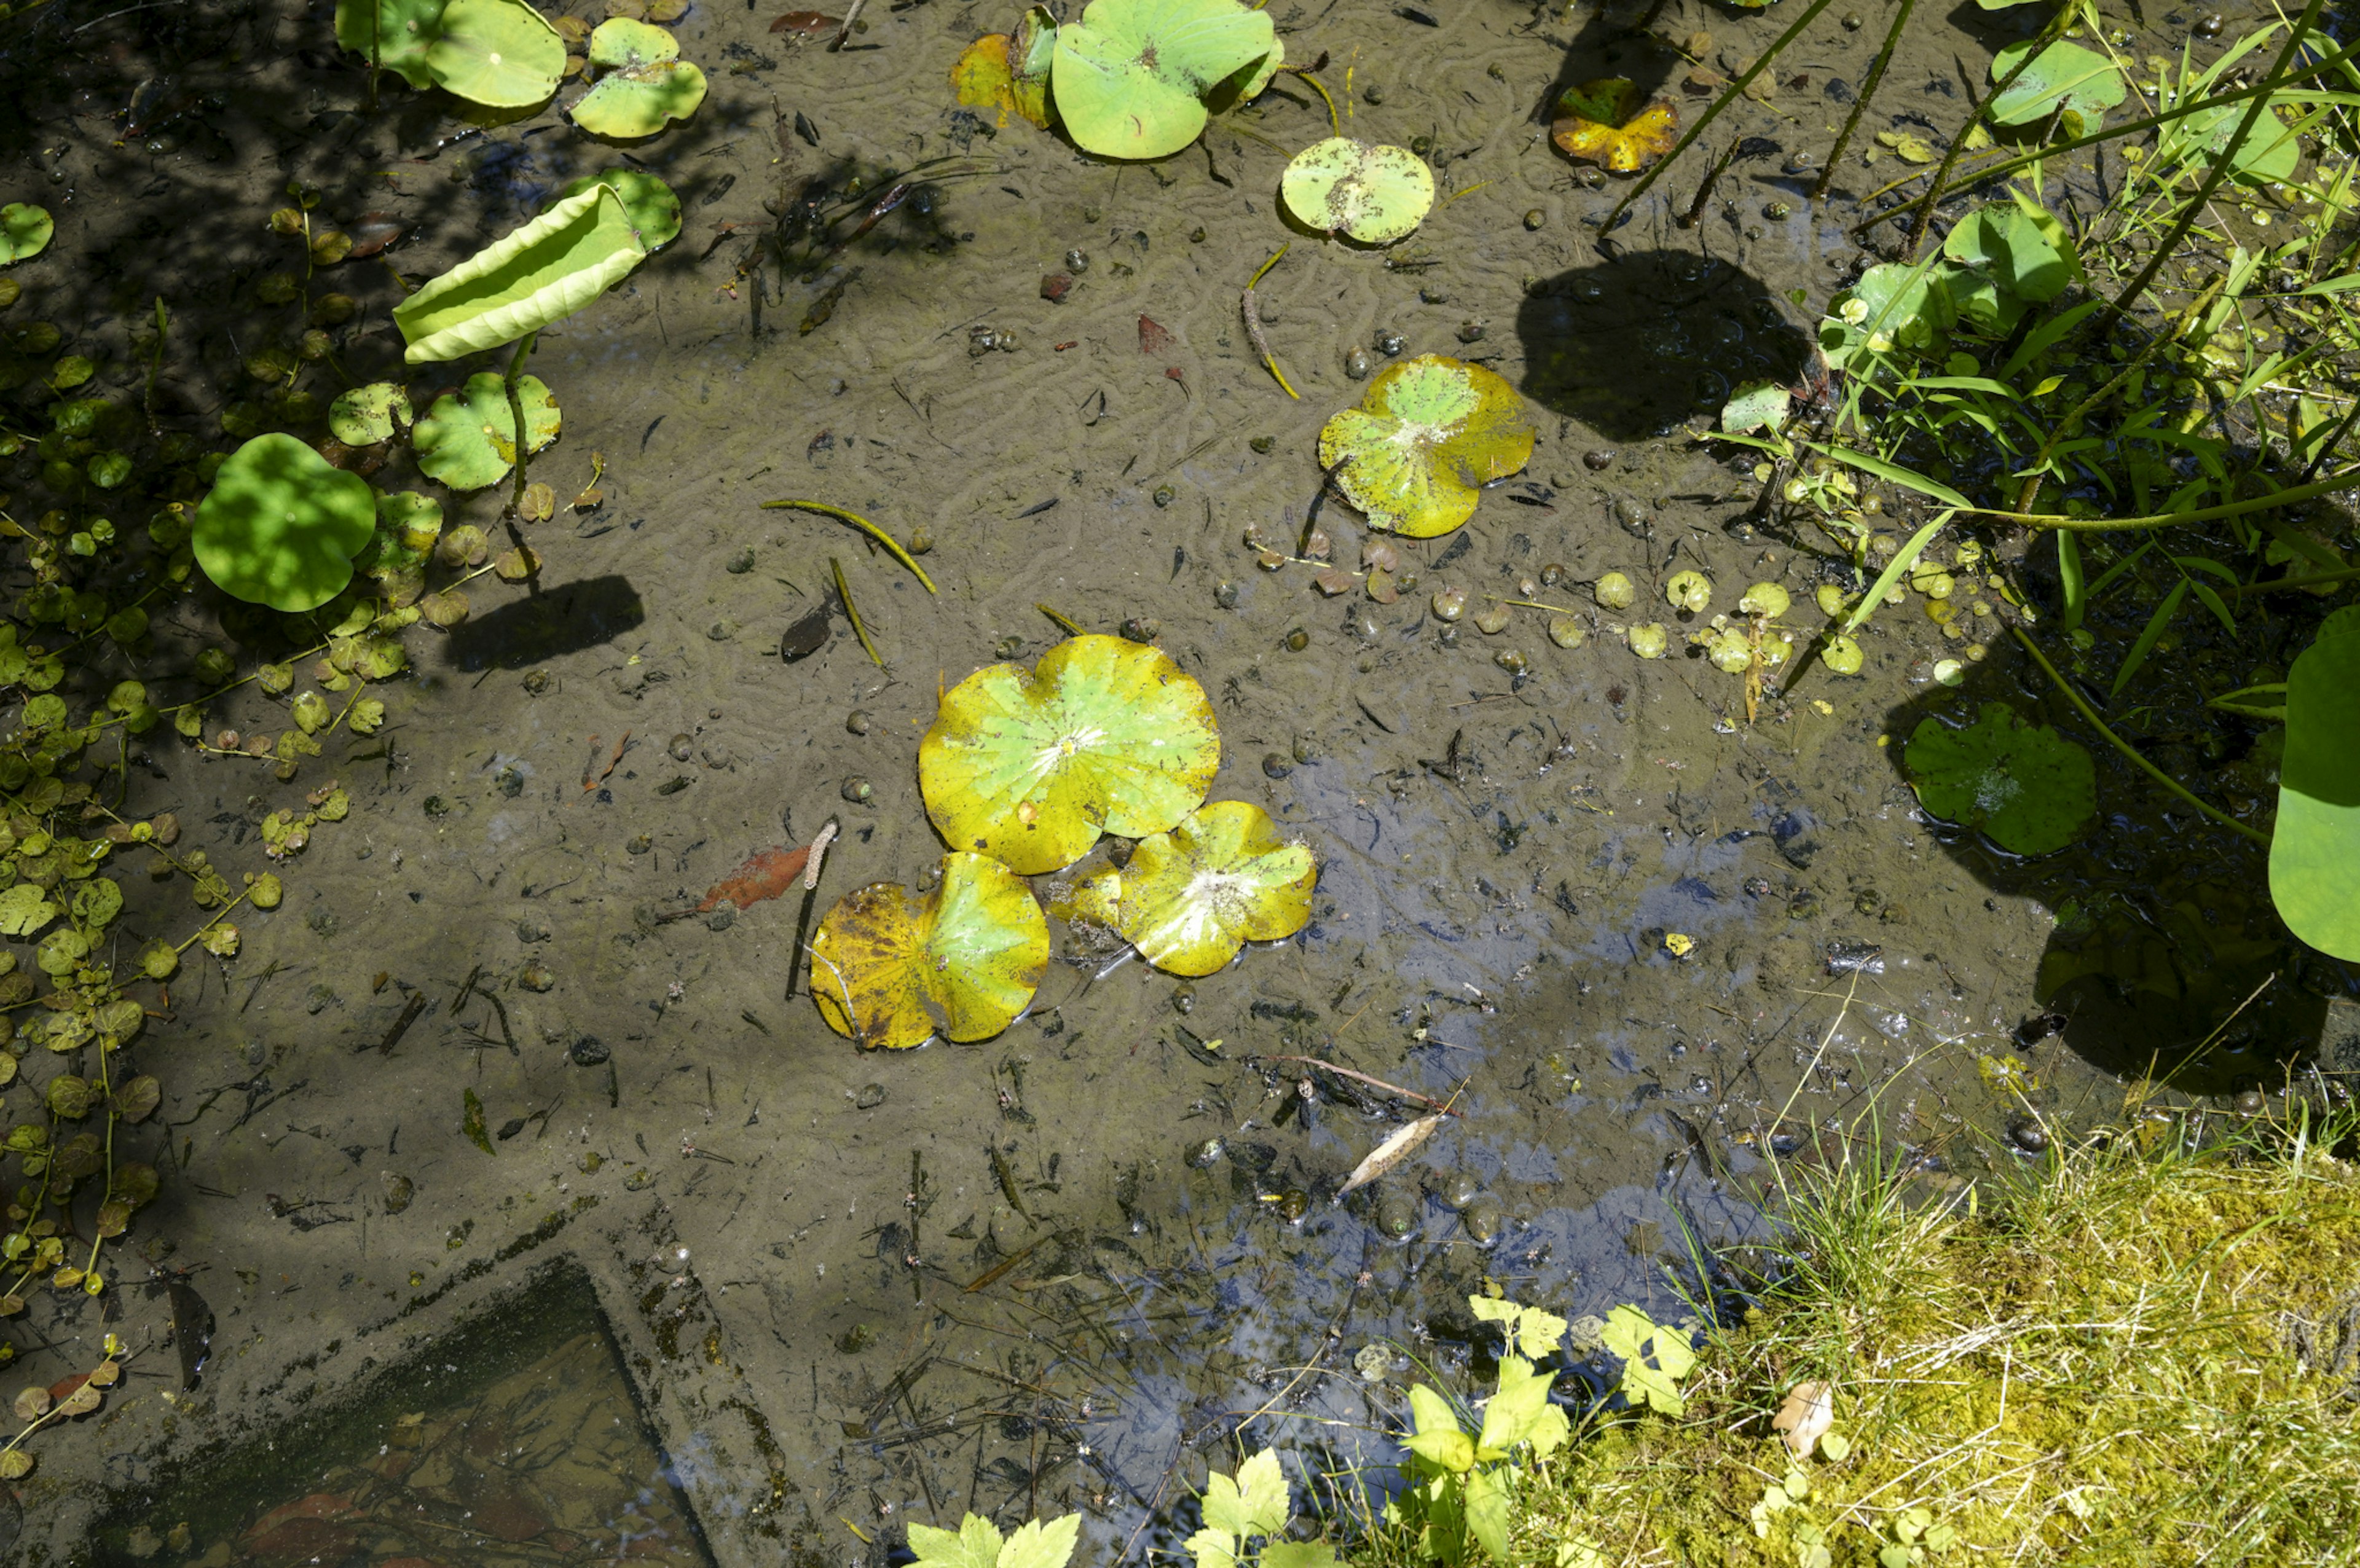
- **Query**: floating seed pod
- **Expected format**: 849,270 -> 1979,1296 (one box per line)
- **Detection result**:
1594,571 -> 1636,610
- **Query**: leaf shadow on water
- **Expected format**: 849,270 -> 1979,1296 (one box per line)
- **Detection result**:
1865,641 -> 2345,1098
440,573 -> 647,670
1514,251 -> 1811,442
1527,0 -> 1688,132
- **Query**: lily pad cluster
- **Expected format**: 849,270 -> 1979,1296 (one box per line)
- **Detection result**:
952,0 -> 1282,160
1905,701 -> 2096,856
570,17 -> 708,138
811,635 -> 1318,1048
1818,201 -> 2073,373
334,0 -> 566,108
1318,356 -> 1535,538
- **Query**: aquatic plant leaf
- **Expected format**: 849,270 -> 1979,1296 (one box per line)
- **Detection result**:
1198,1447 -> 1291,1539
1905,701 -> 2095,856
952,34 -> 1024,123
393,183 -> 644,363
1941,207 -> 2069,304
194,434 -> 378,612
1072,800 -> 1315,976
411,372 -> 560,491
559,168 -> 682,250
427,0 -> 564,107
1720,381 -> 1790,435
1469,1295 -> 1568,1361
0,885 -> 58,938
329,381 -> 413,445
1550,79 -> 1679,174
1281,138 -> 1434,244
1462,1470 -> 1510,1568
572,18 -> 707,138
1479,1354 -> 1569,1457
1335,1113 -> 1444,1199
2271,607 -> 2360,960
908,1515 -> 1002,1568
1601,1304 -> 1694,1415
1318,355 -> 1535,538
1820,261 -> 1958,370
1988,41 -> 2124,127
0,203 -> 53,265
334,0 -> 445,88
2159,102 -> 2300,182
1009,6 -> 1059,125
920,633 -> 1219,876
809,852 -> 1049,1049
995,1516 -> 1082,1568
1051,0 -> 1277,161
953,23 -> 1055,131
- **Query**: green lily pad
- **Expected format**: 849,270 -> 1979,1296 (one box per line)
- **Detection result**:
411,372 -> 560,491
1316,355 -> 1535,538
1067,801 -> 1316,976
1988,41 -> 2124,127
919,633 -> 1221,876
559,168 -> 683,251
1,203 -> 53,265
2272,607 -> 2360,960
2159,102 -> 2301,184
572,18 -> 707,138
1720,381 -> 1791,436
1051,0 -> 1277,161
334,0 -> 446,90
1941,206 -> 2069,304
809,852 -> 1050,1049
329,380 -> 414,445
1905,701 -> 2095,856
427,0 -> 564,108
393,183 -> 644,363
193,434 -> 379,613
1280,138 -> 1434,245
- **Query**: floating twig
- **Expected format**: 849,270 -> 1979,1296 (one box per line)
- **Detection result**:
1256,1053 -> 1460,1115
761,498 -> 937,593
804,818 -> 838,889
1241,245 -> 1299,400
833,557 -> 884,665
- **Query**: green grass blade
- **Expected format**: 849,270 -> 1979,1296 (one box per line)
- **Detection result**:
2058,532 -> 2085,630
2111,578 -> 2189,697
1840,514 -> 1951,637
1813,443 -> 1975,510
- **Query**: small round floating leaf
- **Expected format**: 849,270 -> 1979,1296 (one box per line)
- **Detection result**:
1720,380 -> 1791,436
1905,701 -> 2095,855
412,372 -> 560,492
2271,607 -> 2360,960
1551,79 -> 1679,174
1317,355 -> 1535,538
1074,800 -> 1317,976
1988,41 -> 2124,127
1738,581 -> 1790,618
810,852 -> 1050,1049
1051,0 -> 1278,161
572,18 -> 706,138
336,0 -> 446,89
2160,102 -> 2300,183
1281,138 -> 1435,245
329,381 -> 413,446
1665,570 -> 1711,613
922,635 -> 1221,874
560,168 -> 683,251
1,203 -> 53,265
193,434 -> 379,612
427,0 -> 566,108
1627,622 -> 1667,658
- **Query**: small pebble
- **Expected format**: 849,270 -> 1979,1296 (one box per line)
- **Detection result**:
1249,435 -> 1275,453
1374,329 -> 1406,356
568,1036 -> 610,1066
855,1082 -> 888,1109
2006,1116 -> 2049,1154
1344,347 -> 1371,380
1214,580 -> 1240,609
2233,1088 -> 2266,1115
1283,628 -> 1309,652
518,964 -> 555,993
1363,84 -> 1386,104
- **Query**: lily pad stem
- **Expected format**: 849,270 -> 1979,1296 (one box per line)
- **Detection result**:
503,329 -> 539,521
832,557 -> 883,667
1036,603 -> 1087,637
1286,66 -> 1340,137
2008,625 -> 2269,847
1814,0 -> 1916,202
1241,245 -> 1298,399
760,498 -> 937,592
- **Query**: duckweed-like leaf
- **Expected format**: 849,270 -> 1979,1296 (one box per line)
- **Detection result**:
329,380 -> 413,445
810,852 -> 1050,1049
393,184 -> 644,363
1720,381 -> 1790,436
1281,138 -> 1434,245
1,203 -> 53,265
427,0 -> 564,108
335,0 -> 444,89
194,434 -> 379,612
921,634 -> 1220,874
558,168 -> 682,250
1905,701 -> 2094,856
2271,607 -> 2360,960
572,18 -> 707,137
1070,801 -> 1315,976
1987,41 -> 2124,127
1052,0 -> 1276,161
1317,355 -> 1534,538
1551,79 -> 1679,174
411,372 -> 560,491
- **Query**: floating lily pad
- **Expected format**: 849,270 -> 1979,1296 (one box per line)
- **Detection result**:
2159,102 -> 2301,183
329,380 -> 413,445
1051,0 -> 1276,161
1068,801 -> 1316,976
809,852 -> 1050,1049
334,0 -> 445,89
572,18 -> 707,137
1280,138 -> 1434,245
952,10 -> 1056,131
393,184 -> 643,363
2272,607 -> 2360,960
558,168 -> 682,250
411,372 -> 560,491
194,434 -> 379,613
1551,79 -> 1680,174
1720,381 -> 1790,436
1317,355 -> 1535,538
1905,701 -> 2094,856
1988,41 -> 2124,127
1941,206 -> 2069,304
920,633 -> 1221,876
427,0 -> 565,108
1,203 -> 53,265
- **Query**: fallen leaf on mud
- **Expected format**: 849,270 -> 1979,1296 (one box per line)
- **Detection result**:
697,845 -> 813,912
770,10 -> 840,31
1773,1379 -> 1835,1457
1336,1114 -> 1445,1199
1139,315 -> 1174,355
1551,78 -> 1681,174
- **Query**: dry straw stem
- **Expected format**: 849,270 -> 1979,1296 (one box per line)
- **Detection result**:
1505,1110 -> 2360,1567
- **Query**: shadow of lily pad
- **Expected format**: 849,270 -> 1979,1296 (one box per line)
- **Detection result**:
1905,700 -> 2095,857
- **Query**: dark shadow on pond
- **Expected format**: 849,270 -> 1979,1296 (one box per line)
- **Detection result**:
442,573 -> 648,670
1516,251 -> 1811,441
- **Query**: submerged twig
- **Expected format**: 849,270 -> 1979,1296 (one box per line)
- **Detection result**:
1241,245 -> 1299,399
1256,1054 -> 1460,1115
833,557 -> 884,666
761,498 -> 937,592
1036,602 -> 1087,637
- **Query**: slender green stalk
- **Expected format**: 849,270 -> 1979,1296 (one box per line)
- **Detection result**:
2220,562 -> 2360,597
1815,0 -> 1916,202
1600,0 -> 1841,240
2010,625 -> 2270,846
1951,464 -> 2360,530
761,498 -> 937,592
368,0 -> 382,114
833,557 -> 883,666
502,329 -> 538,520
1036,602 -> 1086,637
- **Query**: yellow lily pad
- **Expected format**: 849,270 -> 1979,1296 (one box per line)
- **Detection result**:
1068,801 -> 1316,976
809,852 -> 1050,1049
951,9 -> 1055,129
1316,355 -> 1535,538
1280,137 -> 1434,245
921,633 -> 1220,875
1551,78 -> 1680,174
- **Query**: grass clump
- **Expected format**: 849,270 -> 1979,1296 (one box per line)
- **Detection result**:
1509,1117 -> 2360,1566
